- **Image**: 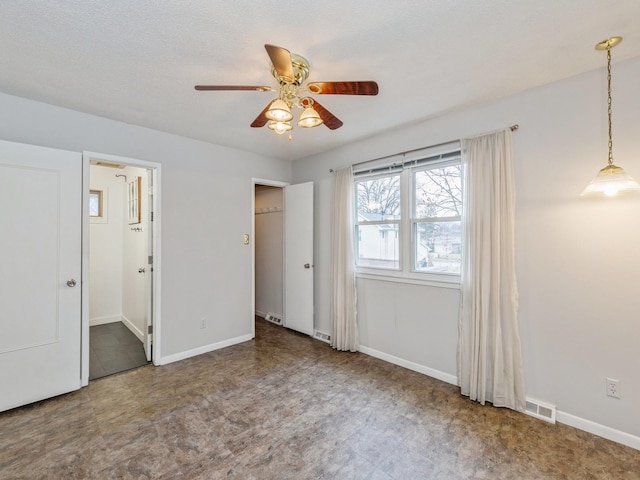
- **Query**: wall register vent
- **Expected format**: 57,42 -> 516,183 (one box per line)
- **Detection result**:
525,397 -> 556,424
313,331 -> 331,344
264,313 -> 283,326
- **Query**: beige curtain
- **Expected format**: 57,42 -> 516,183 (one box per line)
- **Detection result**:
330,166 -> 358,351
458,129 -> 526,411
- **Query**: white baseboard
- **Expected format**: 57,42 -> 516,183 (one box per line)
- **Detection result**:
157,334 -> 254,366
360,345 -> 639,451
255,310 -> 266,318
358,345 -> 458,386
121,315 -> 144,342
89,315 -> 121,326
557,411 -> 640,451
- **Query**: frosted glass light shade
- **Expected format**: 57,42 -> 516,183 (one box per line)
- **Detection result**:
298,107 -> 323,128
266,99 -> 293,122
268,121 -> 292,135
581,164 -> 640,197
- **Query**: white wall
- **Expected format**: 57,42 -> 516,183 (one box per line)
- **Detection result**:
121,166 -> 149,339
292,56 -> 640,444
89,165 -> 124,325
0,92 -> 292,361
254,185 -> 283,318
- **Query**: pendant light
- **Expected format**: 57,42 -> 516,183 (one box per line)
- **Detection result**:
581,36 -> 640,197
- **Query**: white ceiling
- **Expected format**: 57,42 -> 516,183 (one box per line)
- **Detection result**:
1,1 -> 640,161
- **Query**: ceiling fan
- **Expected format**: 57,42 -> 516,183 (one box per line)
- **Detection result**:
195,44 -> 379,137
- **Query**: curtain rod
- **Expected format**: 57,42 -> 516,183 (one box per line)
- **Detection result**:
329,124 -> 519,173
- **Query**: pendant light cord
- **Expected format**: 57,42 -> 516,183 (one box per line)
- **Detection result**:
607,44 -> 614,166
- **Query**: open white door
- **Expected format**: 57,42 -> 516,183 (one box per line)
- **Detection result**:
0,140 -> 82,412
284,182 -> 314,335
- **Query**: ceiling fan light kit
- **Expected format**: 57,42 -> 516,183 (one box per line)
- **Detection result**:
195,44 -> 378,140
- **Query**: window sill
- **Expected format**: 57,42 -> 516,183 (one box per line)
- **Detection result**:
355,271 -> 460,290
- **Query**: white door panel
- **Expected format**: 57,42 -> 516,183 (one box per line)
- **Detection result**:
284,182 -> 314,336
0,140 -> 81,412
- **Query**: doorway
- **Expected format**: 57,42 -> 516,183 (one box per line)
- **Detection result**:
251,178 -> 314,339
82,152 -> 161,385
254,183 -> 285,331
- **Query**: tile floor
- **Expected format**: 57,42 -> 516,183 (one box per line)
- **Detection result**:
89,321 -> 149,380
1,318 -> 638,479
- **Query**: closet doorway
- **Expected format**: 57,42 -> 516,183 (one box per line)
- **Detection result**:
254,183 -> 285,331
84,153 -> 160,381
252,178 -> 314,338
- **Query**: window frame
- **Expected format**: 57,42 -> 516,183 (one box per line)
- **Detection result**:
354,149 -> 462,287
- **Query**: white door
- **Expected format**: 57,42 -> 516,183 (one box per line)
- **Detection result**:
144,169 -> 154,361
284,182 -> 314,335
0,140 -> 82,412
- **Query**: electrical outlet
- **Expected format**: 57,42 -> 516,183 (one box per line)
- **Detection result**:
200,317 -> 207,329
606,378 -> 620,398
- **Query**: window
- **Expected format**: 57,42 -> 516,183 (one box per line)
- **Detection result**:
89,188 -> 108,223
355,173 -> 401,269
354,148 -> 462,283
89,190 -> 103,217
413,161 -> 462,274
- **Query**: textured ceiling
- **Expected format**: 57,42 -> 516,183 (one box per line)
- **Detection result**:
1,1 -> 640,161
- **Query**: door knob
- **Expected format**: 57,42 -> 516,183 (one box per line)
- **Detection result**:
66,279 -> 77,287
138,268 -> 146,273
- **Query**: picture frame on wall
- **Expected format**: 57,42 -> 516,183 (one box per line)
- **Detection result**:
128,176 -> 141,224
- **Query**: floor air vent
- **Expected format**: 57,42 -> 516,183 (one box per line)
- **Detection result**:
525,397 -> 556,424
264,313 -> 283,325
313,330 -> 331,344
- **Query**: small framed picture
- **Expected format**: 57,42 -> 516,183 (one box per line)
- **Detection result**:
128,177 -> 141,224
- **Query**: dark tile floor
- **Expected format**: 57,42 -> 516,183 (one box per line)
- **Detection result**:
89,321 -> 149,380
1,318 -> 639,479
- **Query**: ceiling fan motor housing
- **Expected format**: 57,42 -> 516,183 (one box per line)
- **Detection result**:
270,53 -> 310,85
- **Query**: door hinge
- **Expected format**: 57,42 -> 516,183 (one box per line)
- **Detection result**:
148,325 -> 153,334
148,255 -> 153,265
150,211 -> 154,222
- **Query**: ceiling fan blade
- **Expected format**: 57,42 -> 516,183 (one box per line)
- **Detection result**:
250,103 -> 272,128
307,81 -> 379,95
265,44 -> 295,83
312,101 -> 343,130
195,85 -> 273,92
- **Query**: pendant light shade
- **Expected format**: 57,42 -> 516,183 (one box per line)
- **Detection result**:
266,99 -> 293,122
298,106 -> 324,128
268,120 -> 292,135
581,36 -> 638,197
582,164 -> 640,197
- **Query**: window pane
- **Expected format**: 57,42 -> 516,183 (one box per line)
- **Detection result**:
414,221 -> 461,274
414,165 -> 462,218
89,191 -> 101,217
356,174 -> 400,220
357,224 -> 399,269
